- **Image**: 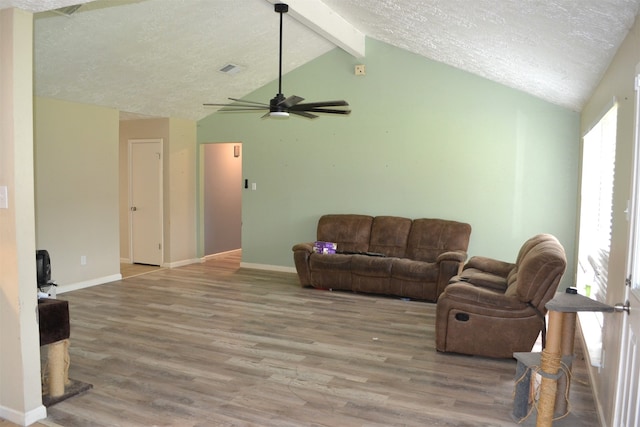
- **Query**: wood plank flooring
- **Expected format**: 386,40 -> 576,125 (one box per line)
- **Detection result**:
6,252 -> 599,426
120,263 -> 164,279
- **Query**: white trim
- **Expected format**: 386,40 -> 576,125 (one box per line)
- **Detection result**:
163,258 -> 202,269
577,318 -> 608,427
578,311 -> 603,367
0,404 -> 47,426
239,262 -> 296,274
56,274 -> 122,294
583,96 -> 618,137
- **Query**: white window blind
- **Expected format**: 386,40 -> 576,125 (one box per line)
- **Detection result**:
577,103 -> 618,304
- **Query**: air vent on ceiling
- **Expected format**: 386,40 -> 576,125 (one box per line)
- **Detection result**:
54,4 -> 82,16
219,63 -> 243,75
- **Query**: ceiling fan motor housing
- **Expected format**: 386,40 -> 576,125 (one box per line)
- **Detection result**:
270,93 -> 287,113
275,3 -> 289,13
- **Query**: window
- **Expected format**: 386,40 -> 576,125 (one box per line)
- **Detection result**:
576,102 -> 617,367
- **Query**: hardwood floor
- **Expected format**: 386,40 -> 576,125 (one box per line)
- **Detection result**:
7,252 -> 599,426
120,262 -> 164,279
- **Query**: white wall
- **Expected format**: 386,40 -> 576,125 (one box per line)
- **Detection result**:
119,117 -> 198,267
34,97 -> 121,292
0,8 -> 46,425
166,118 -> 198,266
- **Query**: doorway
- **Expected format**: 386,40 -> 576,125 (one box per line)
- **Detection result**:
129,139 -> 163,266
202,143 -> 242,256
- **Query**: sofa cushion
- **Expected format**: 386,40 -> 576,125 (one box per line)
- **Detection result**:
368,216 -> 412,257
392,258 -> 439,282
309,253 -> 352,271
309,253 -> 353,290
405,219 -> 472,262
317,214 -> 373,253
454,268 -> 509,292
351,255 -> 393,277
515,237 -> 567,307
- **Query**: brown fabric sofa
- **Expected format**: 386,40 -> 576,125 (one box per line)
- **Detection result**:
435,233 -> 567,358
292,214 -> 472,302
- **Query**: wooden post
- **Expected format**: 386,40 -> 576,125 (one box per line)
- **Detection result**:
536,310 -> 564,427
555,312 -> 576,416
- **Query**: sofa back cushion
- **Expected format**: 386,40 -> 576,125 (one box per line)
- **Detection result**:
368,216 -> 413,257
317,214 -> 373,253
405,219 -> 472,262
504,234 -> 566,311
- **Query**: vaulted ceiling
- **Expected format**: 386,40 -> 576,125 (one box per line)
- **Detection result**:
3,0 -> 639,120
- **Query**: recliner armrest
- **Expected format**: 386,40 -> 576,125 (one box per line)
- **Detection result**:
463,256 -> 515,277
292,242 -> 314,253
437,250 -> 467,263
442,283 -> 527,309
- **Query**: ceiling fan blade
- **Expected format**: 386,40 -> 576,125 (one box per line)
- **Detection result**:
304,108 -> 351,115
219,108 -> 269,112
204,105 -> 268,112
290,110 -> 318,119
290,100 -> 349,109
278,95 -> 304,108
228,97 -> 269,106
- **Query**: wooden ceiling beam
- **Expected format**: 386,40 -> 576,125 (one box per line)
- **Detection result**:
266,0 -> 365,58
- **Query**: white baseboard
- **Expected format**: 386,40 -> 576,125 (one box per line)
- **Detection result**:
240,262 -> 296,274
56,274 -> 122,294
163,258 -> 202,268
0,403 -> 47,426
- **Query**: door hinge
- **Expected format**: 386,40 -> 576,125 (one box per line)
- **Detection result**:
158,243 -> 162,250
626,275 -> 632,287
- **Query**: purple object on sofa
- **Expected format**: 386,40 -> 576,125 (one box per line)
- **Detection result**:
292,214 -> 472,302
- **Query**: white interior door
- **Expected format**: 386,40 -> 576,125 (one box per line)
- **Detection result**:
614,72 -> 640,427
129,139 -> 163,266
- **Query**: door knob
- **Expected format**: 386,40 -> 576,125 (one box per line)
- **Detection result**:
130,206 -> 137,211
614,300 -> 631,314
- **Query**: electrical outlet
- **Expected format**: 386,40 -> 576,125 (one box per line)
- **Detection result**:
81,255 -> 87,265
355,64 -> 366,76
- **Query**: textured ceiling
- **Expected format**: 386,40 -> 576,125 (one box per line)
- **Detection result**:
322,0 -> 640,113
4,0 -> 640,120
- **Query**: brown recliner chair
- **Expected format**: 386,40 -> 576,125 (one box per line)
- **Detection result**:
435,234 -> 567,358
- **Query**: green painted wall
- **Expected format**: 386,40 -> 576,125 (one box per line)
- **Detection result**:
198,38 -> 580,289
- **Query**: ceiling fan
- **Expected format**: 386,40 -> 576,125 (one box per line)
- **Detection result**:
204,3 -> 351,119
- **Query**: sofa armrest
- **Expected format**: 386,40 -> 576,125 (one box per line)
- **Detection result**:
435,256 -> 467,300
437,250 -> 467,263
442,282 -> 526,309
292,242 -> 314,253
292,242 -> 314,286
464,256 -> 515,277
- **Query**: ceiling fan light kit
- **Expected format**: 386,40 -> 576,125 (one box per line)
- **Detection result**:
204,2 -> 351,120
